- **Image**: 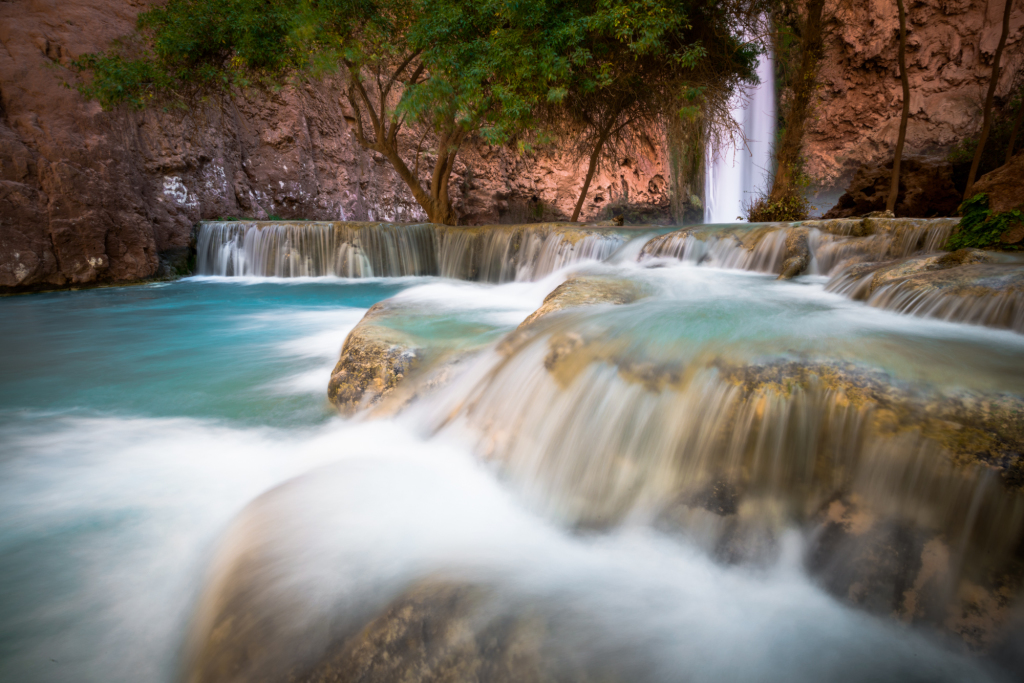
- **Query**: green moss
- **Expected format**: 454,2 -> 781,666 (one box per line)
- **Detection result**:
945,194 -> 1024,251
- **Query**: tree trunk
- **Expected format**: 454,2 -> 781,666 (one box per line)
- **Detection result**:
886,0 -> 911,214
1006,96 -> 1024,165
965,0 -> 1014,198
768,0 -> 826,204
571,112 -> 619,222
571,132 -> 610,222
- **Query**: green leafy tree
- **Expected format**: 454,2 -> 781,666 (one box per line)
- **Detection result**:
546,0 -> 760,222
75,0 -> 763,225
75,0 -> 571,224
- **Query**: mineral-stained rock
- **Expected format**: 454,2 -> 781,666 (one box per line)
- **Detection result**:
822,156 -> 961,219
327,302 -> 421,414
777,228 -> 810,279
517,275 -> 649,328
972,151 -> 1024,214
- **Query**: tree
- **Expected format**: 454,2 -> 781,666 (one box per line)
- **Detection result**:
75,0 -> 570,224
551,0 -> 760,222
76,0 -> 763,225
965,0 -> 1015,198
885,0 -> 911,214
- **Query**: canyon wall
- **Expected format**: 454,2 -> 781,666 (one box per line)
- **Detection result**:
0,0 -> 672,292
806,0 -> 1024,198
2,0 -> 1022,292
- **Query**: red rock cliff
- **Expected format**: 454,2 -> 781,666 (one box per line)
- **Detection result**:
806,0 -> 1024,191
0,0 -> 673,291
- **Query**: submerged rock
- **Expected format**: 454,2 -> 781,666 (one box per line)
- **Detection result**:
297,582 -> 590,683
517,275 -> 649,329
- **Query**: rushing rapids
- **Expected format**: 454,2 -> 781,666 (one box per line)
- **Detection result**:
5,217 -> 1024,683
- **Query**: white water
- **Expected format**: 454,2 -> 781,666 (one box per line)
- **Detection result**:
704,49 -> 776,223
3,253 -> 1024,682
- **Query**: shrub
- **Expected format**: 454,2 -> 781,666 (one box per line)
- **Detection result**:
746,192 -> 809,223
945,193 -> 1024,250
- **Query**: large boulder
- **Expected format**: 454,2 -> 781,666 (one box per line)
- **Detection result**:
972,151 -> 1024,214
822,156 -> 961,219
327,301 -> 421,414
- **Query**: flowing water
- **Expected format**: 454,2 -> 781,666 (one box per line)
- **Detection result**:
2,227 -> 1023,683
704,47 -> 776,223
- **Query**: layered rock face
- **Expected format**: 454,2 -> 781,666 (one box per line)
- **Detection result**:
0,0 -> 672,292
806,0 -> 1024,193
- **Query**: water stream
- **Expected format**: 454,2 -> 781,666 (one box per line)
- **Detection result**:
2,225 -> 1023,682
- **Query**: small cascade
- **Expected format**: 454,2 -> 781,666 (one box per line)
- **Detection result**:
417,302 -> 1024,633
813,219 -> 957,277
640,218 -> 960,279
640,226 -> 792,274
196,221 -> 624,282
865,283 -> 1024,333
195,221 -> 437,278
704,49 -> 776,224
436,225 -> 624,282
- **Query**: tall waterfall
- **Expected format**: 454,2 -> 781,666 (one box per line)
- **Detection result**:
704,49 -> 776,224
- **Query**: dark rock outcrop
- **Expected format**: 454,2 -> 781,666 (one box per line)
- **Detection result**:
972,150 -> 1024,214
822,156 -> 961,219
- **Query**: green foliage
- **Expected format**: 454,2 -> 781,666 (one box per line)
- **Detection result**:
72,0 -> 757,223
945,193 -> 1024,250
746,191 -> 809,222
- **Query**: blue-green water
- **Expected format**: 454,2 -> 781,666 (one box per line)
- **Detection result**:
0,279 -> 410,426
0,270 -> 1020,683
0,278 -> 415,682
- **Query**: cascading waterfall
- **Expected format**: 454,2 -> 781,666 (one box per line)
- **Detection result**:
196,221 -> 625,283
704,47 -> 776,224
410,280 -> 1024,638
195,221 -> 438,278
639,226 -> 791,273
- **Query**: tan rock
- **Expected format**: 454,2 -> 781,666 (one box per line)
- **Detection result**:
972,151 -> 1024,214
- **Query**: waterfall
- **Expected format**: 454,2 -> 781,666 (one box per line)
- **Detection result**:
704,49 -> 776,224
195,221 -> 625,283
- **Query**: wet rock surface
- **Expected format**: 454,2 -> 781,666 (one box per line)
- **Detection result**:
517,275 -> 649,328
296,582 -> 590,683
327,302 -> 422,414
